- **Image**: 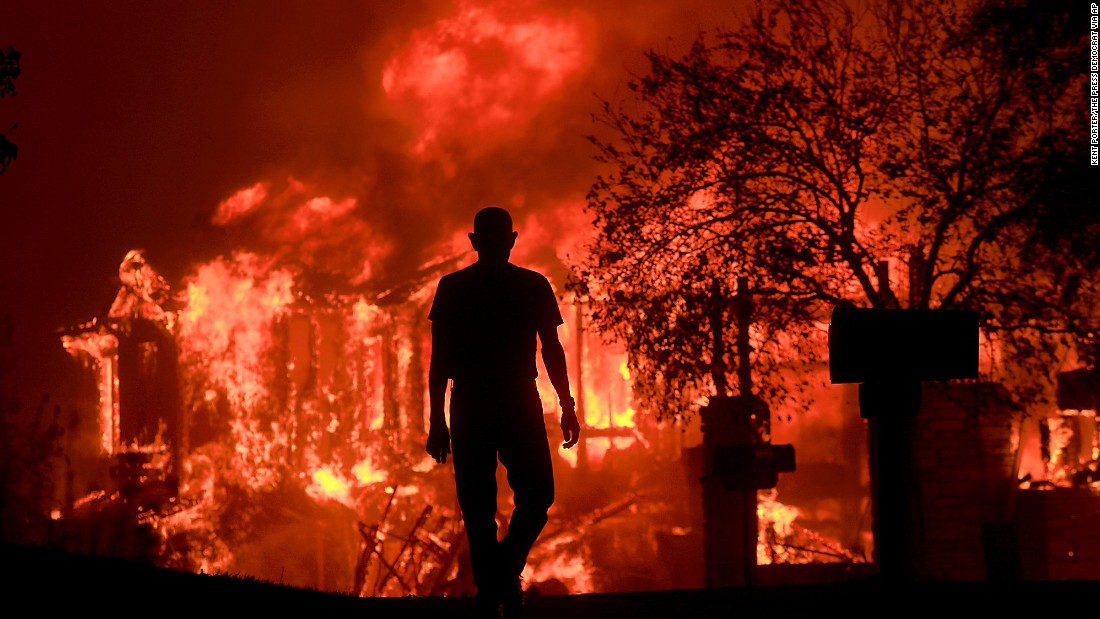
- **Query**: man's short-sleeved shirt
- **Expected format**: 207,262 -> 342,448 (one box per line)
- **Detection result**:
428,261 -> 564,385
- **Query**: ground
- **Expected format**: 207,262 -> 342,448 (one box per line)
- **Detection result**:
5,541 -> 1098,618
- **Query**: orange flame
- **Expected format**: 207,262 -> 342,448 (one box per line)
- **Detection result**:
308,467 -> 354,507
61,329 -> 120,453
523,537 -> 594,594
179,253 -> 294,411
351,455 -> 389,485
178,252 -> 295,490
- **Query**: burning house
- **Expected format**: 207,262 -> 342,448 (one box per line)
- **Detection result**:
58,247 -> 467,592
53,236 -> 882,595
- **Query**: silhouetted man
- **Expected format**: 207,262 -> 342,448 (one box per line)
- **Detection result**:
427,206 -> 580,618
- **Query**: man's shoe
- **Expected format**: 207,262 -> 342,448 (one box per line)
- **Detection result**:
501,575 -> 524,618
475,594 -> 502,619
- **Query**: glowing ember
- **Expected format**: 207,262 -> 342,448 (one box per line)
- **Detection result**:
756,489 -> 862,565
351,456 -> 388,485
758,490 -> 800,540
309,467 -> 353,504
523,538 -> 594,594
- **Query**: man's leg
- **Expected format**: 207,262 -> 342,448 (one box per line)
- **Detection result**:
451,425 -> 503,606
497,409 -> 555,582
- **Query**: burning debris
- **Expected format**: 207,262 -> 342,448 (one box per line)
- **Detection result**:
757,489 -> 860,565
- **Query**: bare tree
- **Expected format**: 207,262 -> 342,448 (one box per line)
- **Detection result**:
576,0 -> 1091,421
876,0 -> 1093,399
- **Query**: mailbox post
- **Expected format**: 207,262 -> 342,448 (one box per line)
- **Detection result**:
700,395 -> 795,588
829,307 -> 979,583
697,276 -> 797,588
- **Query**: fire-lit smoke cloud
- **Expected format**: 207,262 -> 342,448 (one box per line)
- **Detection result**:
382,0 -> 593,155
190,0 -> 746,298
213,182 -> 269,227
212,177 -> 391,287
205,0 -> 600,293
364,0 -> 744,271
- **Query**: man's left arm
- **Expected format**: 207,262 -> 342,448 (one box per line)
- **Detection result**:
539,322 -> 579,449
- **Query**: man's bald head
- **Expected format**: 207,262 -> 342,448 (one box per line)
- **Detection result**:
469,206 -> 518,264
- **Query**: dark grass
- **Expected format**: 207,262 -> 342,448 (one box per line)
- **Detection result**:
4,541 -> 1097,618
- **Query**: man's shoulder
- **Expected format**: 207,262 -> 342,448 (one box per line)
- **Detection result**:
437,263 -> 478,286
506,263 -> 552,286
436,262 -> 553,293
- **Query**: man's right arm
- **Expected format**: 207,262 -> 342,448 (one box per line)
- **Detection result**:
427,320 -> 452,463
426,274 -> 453,465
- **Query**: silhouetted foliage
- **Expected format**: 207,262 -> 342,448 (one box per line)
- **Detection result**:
0,45 -> 20,174
576,0 -> 1091,421
0,313 -> 65,544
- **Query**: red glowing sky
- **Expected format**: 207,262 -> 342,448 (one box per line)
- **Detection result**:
0,0 -> 753,406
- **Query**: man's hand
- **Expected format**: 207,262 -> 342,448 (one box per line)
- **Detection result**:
426,424 -> 451,464
560,396 -> 581,449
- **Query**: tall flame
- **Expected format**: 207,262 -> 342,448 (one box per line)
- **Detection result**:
178,252 -> 295,490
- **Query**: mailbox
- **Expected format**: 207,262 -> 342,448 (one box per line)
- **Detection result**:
1056,368 -> 1100,411
711,444 -> 796,490
828,307 -> 980,384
